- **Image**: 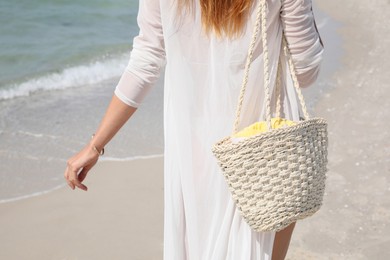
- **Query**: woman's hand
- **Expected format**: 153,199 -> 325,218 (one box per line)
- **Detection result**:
63,95 -> 138,191
64,143 -> 100,191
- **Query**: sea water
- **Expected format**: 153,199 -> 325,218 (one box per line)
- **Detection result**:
0,0 -> 164,202
0,0 -> 340,202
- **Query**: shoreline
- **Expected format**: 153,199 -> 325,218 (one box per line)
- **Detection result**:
0,73 -> 165,201
0,154 -> 164,205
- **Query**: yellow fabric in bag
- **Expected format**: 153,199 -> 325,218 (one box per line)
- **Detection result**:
233,117 -> 296,138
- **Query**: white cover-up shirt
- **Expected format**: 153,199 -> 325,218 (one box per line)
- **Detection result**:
115,0 -> 324,259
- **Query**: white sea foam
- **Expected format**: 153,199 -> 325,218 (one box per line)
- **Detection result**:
16,130 -> 61,140
0,54 -> 129,101
0,184 -> 67,204
100,154 -> 164,162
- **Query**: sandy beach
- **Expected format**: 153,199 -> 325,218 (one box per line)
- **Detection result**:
287,0 -> 390,259
0,157 -> 164,260
0,0 -> 389,259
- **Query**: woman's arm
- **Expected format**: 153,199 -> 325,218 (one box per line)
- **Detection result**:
64,96 -> 136,191
280,0 -> 324,87
64,0 -> 165,191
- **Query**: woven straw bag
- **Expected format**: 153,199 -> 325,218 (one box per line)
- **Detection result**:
212,0 -> 328,232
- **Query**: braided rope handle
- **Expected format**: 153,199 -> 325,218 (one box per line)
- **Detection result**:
232,0 -> 311,134
282,36 -> 311,120
275,59 -> 282,118
233,0 -> 265,133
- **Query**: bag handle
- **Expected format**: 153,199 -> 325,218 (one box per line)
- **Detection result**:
232,0 -> 311,134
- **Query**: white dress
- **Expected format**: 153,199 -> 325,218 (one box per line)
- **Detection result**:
114,0 -> 324,259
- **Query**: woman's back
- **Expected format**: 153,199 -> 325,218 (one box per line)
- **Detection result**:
114,0 -> 324,259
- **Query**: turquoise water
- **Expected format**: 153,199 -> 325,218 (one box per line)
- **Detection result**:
0,0 -> 138,97
0,0 -> 340,202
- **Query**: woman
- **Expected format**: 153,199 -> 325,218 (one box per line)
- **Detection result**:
64,0 -> 323,259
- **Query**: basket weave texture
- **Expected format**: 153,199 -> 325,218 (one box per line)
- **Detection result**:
212,118 -> 328,232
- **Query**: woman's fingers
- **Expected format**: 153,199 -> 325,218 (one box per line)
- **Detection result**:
66,167 -> 88,191
64,163 -> 76,190
65,157 -> 88,191
70,172 -> 88,191
78,164 -> 93,183
65,161 -> 86,191
65,173 -> 75,190
64,144 -> 99,191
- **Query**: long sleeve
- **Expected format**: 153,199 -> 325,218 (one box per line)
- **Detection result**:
280,0 -> 324,87
114,0 -> 166,107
